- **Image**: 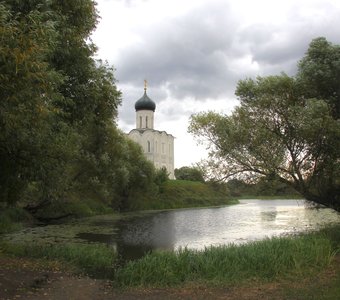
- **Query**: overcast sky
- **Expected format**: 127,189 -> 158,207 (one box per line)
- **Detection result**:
92,0 -> 340,168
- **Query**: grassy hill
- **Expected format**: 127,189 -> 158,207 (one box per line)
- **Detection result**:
130,180 -> 237,210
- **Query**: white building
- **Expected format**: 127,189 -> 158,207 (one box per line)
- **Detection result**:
128,83 -> 175,179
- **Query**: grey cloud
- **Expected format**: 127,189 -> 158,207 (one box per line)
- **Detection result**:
115,1 -> 240,100
112,0 -> 340,128
237,2 -> 340,76
239,25 -> 308,73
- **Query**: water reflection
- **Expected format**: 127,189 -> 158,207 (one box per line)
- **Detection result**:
75,199 -> 340,261
261,210 -> 278,222
114,213 -> 176,260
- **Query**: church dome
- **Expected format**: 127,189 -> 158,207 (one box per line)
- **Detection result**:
135,90 -> 156,112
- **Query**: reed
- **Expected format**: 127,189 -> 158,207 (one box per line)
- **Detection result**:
114,228 -> 338,287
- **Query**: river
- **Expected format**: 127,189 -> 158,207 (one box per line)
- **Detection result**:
79,199 -> 340,260
3,199 -> 340,261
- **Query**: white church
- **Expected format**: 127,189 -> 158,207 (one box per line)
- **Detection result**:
128,82 -> 175,179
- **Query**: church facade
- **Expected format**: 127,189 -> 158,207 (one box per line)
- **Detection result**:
128,83 -> 175,179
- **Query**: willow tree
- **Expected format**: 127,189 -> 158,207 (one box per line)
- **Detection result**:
0,1 -> 146,214
189,38 -> 340,211
0,3 -> 68,206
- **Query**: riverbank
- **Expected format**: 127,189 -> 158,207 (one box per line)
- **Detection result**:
0,256 -> 339,300
114,225 -> 340,287
1,225 -> 339,299
235,195 -> 304,200
127,179 -> 237,210
1,199 -> 339,298
0,179 -> 236,235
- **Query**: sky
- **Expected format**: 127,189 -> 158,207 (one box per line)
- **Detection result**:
91,0 -> 340,168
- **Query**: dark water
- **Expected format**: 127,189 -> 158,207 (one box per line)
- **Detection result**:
75,199 -> 340,261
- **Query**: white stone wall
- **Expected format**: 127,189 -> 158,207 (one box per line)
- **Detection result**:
136,110 -> 154,129
128,129 -> 175,179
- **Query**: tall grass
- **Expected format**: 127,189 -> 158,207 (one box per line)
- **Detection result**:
114,228 -> 338,287
0,242 -> 117,278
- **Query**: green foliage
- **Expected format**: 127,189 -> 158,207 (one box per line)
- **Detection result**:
31,197 -> 114,220
226,177 -> 300,198
154,167 -> 169,187
189,37 -> 340,211
225,179 -> 254,197
175,166 -> 205,182
297,37 -> 340,119
0,2 -> 66,205
114,226 -> 338,287
254,176 -> 301,197
0,1 -> 160,219
112,138 -> 160,211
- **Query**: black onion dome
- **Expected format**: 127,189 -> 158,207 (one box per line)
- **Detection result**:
135,90 -> 156,112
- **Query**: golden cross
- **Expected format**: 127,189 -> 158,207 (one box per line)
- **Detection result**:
144,79 -> 148,91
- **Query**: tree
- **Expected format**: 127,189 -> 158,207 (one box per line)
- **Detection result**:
0,3 -> 71,206
189,38 -> 340,211
297,37 -> 340,119
1,1 -> 161,217
225,179 -> 253,197
154,167 -> 169,187
175,166 -> 205,182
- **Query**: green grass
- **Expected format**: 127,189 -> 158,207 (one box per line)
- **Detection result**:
0,242 -> 117,278
114,225 -> 340,287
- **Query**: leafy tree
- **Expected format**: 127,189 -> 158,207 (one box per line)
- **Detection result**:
297,37 -> 340,119
0,1 -> 158,217
175,166 -> 205,182
189,38 -> 340,211
0,3 -> 71,206
253,175 -> 299,196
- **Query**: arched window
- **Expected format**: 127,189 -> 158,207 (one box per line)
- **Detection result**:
139,116 -> 142,128
146,116 -> 148,128
147,140 -> 151,152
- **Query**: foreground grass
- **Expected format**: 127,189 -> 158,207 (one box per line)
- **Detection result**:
0,242 -> 117,278
114,225 -> 340,287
